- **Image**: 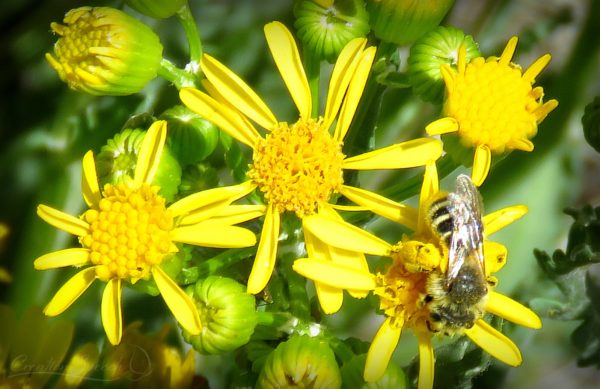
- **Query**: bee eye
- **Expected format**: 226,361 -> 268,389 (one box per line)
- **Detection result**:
424,295 -> 433,303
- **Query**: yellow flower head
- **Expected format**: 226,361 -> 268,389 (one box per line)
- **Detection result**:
105,322 -> 195,389
426,37 -> 559,186
35,121 -> 260,345
46,7 -> 163,96
0,304 -> 99,389
180,21 -> 443,304
293,162 -> 542,388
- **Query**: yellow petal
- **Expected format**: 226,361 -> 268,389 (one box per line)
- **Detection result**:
152,266 -> 202,335
465,319 -> 522,366
81,151 -> 101,208
37,204 -> 89,237
343,138 -> 443,170
293,258 -> 377,291
499,36 -> 518,66
486,291 -> 542,329
416,331 -> 435,389
535,99 -> 559,122
172,222 -> 256,248
180,88 -> 261,148
483,205 -> 528,235
484,241 -> 507,274
201,54 -> 277,130
247,205 -> 280,294
510,138 -> 535,152
101,278 -> 122,345
293,258 -> 376,290
264,21 -> 311,118
44,267 -> 96,316
315,283 -> 344,314
57,343 -> 100,387
339,185 -> 418,229
34,248 -> 90,270
303,213 -> 391,256
323,38 -> 367,131
417,162 -> 440,236
334,46 -> 376,141
472,144 -> 491,187
425,117 -> 459,136
134,120 -> 167,186
523,54 -> 551,84
168,181 -> 256,218
364,318 -> 402,382
209,204 -> 267,226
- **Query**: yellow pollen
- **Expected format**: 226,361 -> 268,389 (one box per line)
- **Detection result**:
445,56 -> 545,154
374,259 -> 429,329
248,118 -> 344,217
81,183 -> 173,281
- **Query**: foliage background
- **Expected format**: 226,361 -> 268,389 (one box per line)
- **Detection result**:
1,0 -> 599,387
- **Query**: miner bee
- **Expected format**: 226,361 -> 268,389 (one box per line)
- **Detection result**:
423,174 -> 489,335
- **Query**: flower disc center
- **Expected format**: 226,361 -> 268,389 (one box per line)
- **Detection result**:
446,58 -> 539,153
248,118 -> 344,217
81,183 -> 173,281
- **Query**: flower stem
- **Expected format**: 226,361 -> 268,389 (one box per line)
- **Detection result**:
176,2 -> 203,65
157,58 -> 197,89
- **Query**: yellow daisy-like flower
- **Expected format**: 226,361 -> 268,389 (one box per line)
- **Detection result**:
35,120 -> 260,345
105,322 -> 195,389
426,37 -> 558,186
179,22 -> 442,310
293,162 -> 541,388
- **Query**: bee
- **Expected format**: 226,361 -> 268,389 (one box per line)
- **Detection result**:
423,174 -> 489,335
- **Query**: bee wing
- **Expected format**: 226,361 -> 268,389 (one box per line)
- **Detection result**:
446,175 -> 485,285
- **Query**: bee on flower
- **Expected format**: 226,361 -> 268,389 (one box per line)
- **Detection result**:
293,162 -> 542,388
179,21 -> 443,312
34,121 -> 261,345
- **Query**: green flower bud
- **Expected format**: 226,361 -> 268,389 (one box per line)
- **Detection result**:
161,105 -> 220,166
183,276 -> 257,354
96,127 -> 182,202
178,163 -> 219,198
125,0 -> 187,19
367,0 -> 455,46
294,0 -> 370,63
408,26 -> 480,103
46,7 -> 163,96
582,96 -> 600,153
257,336 -> 341,389
341,354 -> 407,389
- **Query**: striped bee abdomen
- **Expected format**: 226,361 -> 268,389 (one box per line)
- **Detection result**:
428,197 -> 453,247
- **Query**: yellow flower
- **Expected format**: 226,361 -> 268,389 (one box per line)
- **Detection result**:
426,37 -> 559,186
0,304 -> 99,389
46,7 -> 163,96
35,120 -> 260,345
293,162 -> 542,388
105,322 -> 195,389
179,22 -> 443,310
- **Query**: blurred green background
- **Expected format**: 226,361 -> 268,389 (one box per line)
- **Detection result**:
1,0 -> 600,388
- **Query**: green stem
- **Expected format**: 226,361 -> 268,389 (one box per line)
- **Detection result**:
157,58 -> 197,89
176,2 -> 203,64
179,246 -> 257,285
327,336 -> 356,364
304,50 -> 321,118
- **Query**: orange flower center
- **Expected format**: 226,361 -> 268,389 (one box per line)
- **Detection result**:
248,118 -> 344,217
81,183 -> 173,281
